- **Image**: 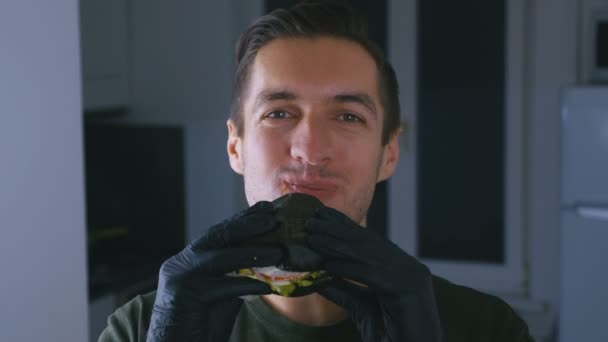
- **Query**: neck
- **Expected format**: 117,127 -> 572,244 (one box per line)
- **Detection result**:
261,293 -> 348,326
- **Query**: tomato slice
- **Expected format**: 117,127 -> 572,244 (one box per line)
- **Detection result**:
255,271 -> 300,282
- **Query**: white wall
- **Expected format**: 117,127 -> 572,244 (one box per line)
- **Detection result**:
0,1 -> 88,341
526,0 -> 578,308
126,0 -> 234,242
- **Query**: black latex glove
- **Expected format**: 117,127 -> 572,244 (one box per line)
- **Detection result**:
306,206 -> 443,342
146,201 -> 283,342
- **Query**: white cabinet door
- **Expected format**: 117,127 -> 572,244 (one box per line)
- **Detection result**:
559,210 -> 608,342
80,0 -> 129,110
561,86 -> 608,205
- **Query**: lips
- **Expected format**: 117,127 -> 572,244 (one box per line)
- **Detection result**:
284,179 -> 338,194
281,178 -> 340,199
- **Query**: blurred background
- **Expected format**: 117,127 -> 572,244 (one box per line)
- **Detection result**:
1,0 -> 607,341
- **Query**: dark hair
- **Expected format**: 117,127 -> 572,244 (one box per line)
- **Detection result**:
230,0 -> 400,145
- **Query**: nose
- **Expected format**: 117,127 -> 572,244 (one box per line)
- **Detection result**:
290,117 -> 332,165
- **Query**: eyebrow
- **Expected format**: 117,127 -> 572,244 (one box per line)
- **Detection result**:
253,89 -> 378,119
333,93 -> 378,119
253,90 -> 298,112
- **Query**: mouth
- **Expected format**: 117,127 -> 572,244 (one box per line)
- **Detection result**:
282,179 -> 339,200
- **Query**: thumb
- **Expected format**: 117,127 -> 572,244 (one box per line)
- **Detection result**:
317,279 -> 371,314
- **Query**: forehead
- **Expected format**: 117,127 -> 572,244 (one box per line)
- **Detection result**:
244,37 -> 381,108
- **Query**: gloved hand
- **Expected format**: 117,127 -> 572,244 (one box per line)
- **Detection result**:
146,201 -> 283,342
306,206 -> 443,342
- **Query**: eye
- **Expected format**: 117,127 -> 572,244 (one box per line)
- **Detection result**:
265,110 -> 291,119
339,113 -> 364,123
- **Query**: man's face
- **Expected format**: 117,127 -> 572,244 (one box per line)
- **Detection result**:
227,37 -> 400,225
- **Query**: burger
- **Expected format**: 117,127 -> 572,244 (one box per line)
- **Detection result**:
232,193 -> 332,297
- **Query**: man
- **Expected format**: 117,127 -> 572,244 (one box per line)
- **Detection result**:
99,1 -> 533,341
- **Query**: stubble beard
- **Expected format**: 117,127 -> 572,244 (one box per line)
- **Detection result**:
242,165 -> 376,227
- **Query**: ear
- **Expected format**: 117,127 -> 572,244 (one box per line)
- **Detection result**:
377,128 -> 401,182
227,119 -> 243,175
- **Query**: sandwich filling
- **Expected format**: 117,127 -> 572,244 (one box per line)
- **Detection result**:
235,266 -> 326,297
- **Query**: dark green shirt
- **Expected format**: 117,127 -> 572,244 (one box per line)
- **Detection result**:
98,276 -> 533,342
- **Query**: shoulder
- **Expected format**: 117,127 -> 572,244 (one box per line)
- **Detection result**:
431,276 -> 533,342
98,291 -> 156,342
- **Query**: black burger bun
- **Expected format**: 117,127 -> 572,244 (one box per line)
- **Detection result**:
238,193 -> 324,271
232,193 -> 333,297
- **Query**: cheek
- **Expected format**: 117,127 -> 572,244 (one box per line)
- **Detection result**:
342,141 -> 383,176
241,132 -> 287,201
332,144 -> 383,224
245,132 -> 286,168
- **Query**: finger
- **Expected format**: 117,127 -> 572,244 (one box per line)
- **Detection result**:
306,234 -> 368,262
315,205 -> 353,225
310,206 -> 393,244
190,202 -> 277,250
224,213 -> 279,244
322,260 -> 386,290
242,200 -> 274,216
179,246 -> 283,275
306,215 -> 369,243
313,205 -> 363,231
317,279 -> 374,313
224,201 -> 278,243
176,274 -> 274,304
307,217 -> 398,259
221,277 -> 273,295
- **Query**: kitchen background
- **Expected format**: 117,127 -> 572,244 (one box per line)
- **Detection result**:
1,0 -> 606,341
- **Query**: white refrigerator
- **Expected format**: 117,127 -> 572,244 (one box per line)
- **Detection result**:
559,86 -> 608,341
